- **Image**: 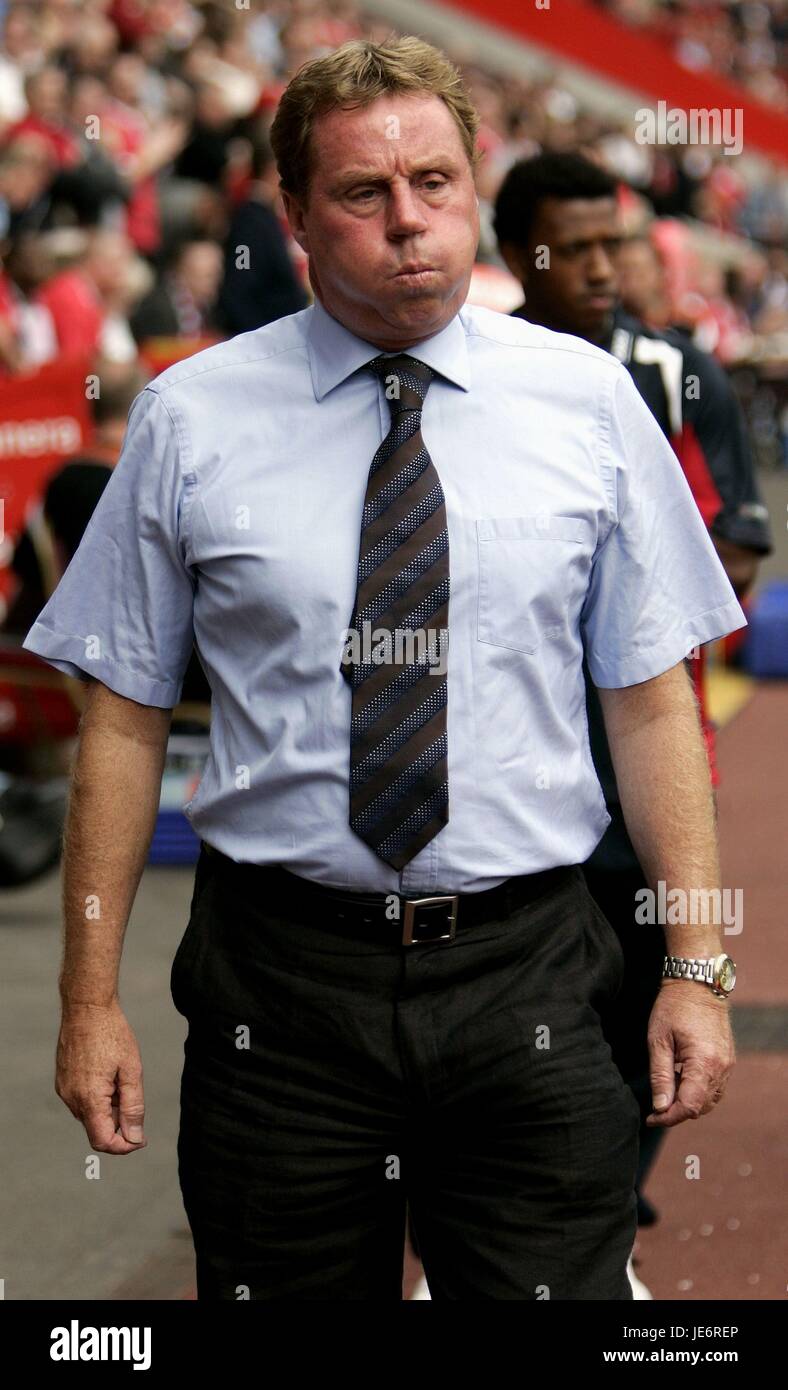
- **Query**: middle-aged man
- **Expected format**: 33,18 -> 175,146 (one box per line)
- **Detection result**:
24,37 -> 745,1301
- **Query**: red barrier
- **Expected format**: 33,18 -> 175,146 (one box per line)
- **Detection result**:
448,0 -> 788,166
0,355 -> 93,599
138,334 -> 224,375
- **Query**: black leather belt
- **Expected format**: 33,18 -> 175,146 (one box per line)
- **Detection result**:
201,842 -> 576,947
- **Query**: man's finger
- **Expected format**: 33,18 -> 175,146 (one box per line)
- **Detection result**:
83,1103 -> 145,1155
646,1070 -> 714,1127
117,1068 -> 146,1145
645,1097 -> 698,1128
648,1035 -> 677,1113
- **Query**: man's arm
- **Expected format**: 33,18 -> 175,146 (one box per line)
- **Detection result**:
680,336 -> 773,598
56,679 -> 173,1155
597,660 -> 735,1127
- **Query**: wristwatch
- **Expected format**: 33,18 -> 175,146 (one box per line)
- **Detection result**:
662,953 -> 737,998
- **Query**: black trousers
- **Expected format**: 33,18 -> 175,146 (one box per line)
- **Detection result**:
172,845 -> 640,1300
582,867 -> 668,1195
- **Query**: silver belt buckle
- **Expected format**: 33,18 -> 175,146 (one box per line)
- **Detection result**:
401,894 -> 459,947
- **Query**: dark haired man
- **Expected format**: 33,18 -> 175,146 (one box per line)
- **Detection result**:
494,151 -> 772,1259
217,133 -> 309,334
129,237 -> 224,342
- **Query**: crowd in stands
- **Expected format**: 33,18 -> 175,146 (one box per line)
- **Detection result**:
0,0 -> 785,383
595,0 -> 786,109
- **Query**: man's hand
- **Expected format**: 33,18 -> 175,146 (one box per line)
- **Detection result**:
646,980 -> 735,1128
53,680 -> 171,1155
56,1000 -> 147,1155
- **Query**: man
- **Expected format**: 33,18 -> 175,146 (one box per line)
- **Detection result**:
217,133 -> 309,334
24,38 -> 744,1301
2,364 -> 146,639
493,151 -> 772,1234
614,233 -> 670,329
129,237 -> 224,342
4,358 -> 209,707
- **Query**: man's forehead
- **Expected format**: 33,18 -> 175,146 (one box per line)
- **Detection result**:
539,196 -> 621,234
311,92 -> 461,159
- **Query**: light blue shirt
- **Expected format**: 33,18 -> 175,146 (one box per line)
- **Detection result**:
23,297 -> 746,893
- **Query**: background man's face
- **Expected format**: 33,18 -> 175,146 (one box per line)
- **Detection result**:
616,238 -> 666,322
177,242 -> 223,307
283,92 -> 480,350
505,196 -> 623,343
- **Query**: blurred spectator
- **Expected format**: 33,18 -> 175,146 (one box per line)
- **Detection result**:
0,4 -> 40,129
217,134 -> 308,335
130,236 -> 223,340
55,74 -> 131,230
616,234 -> 672,327
34,227 -> 140,361
99,53 -> 189,255
4,67 -> 81,169
0,133 -> 57,238
174,80 -> 241,187
1,359 -> 148,638
0,230 -> 57,374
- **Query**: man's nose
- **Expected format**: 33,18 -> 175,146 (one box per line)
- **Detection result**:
386,184 -> 429,237
586,245 -> 616,284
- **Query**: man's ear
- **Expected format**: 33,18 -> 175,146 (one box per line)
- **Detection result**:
281,189 -> 309,253
498,240 -> 527,286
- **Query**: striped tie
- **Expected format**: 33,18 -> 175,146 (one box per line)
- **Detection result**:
340,353 -> 450,870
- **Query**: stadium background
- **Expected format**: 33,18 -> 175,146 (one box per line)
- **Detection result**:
0,0 -> 785,1302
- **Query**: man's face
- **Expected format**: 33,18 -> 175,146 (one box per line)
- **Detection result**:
503,196 -> 623,343
178,242 -> 223,306
29,69 -> 66,122
616,239 -> 665,321
282,93 -> 480,351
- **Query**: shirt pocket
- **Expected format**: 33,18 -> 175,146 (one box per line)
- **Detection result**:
476,514 -> 589,655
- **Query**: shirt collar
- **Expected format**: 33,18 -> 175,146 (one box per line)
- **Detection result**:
306,294 -> 471,401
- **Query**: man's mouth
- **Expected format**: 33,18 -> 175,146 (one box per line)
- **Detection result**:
395,265 -> 437,278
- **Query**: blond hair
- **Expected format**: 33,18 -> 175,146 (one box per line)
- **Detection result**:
269,35 -> 481,205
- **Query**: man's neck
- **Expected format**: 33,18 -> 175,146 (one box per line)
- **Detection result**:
512,299 -> 614,349
314,289 -> 458,354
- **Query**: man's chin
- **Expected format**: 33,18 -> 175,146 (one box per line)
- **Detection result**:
377,290 -> 452,332
577,306 -> 614,343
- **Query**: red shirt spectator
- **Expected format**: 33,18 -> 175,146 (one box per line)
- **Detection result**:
3,112 -> 80,169
34,269 -> 102,358
101,100 -> 160,256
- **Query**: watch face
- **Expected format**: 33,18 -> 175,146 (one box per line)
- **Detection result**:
718,958 -> 736,992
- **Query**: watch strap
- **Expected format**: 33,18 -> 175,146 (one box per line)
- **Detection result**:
663,955 -> 716,985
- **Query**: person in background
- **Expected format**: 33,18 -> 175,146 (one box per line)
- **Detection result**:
0,132 -> 55,239
0,230 -> 57,373
2,363 -> 148,638
3,65 -> 81,171
615,234 -> 671,329
3,356 -> 211,703
217,133 -> 309,334
34,226 -> 139,361
174,80 -> 240,188
493,151 -> 772,1293
130,236 -> 224,341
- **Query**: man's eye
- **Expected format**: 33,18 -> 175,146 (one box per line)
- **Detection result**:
422,178 -> 446,191
349,188 -> 379,201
